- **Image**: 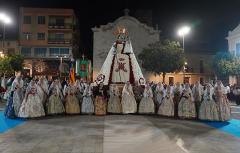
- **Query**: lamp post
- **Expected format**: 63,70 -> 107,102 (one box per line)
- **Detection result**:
178,26 -> 190,84
178,26 -> 190,52
0,13 -> 11,54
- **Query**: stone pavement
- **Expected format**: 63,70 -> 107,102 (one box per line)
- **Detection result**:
0,115 -> 240,153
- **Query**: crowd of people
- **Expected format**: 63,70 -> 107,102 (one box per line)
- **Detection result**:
0,75 -> 232,122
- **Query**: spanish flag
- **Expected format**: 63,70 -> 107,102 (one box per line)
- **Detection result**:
69,60 -> 75,84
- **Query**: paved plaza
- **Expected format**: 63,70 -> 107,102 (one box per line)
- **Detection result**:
0,113 -> 240,153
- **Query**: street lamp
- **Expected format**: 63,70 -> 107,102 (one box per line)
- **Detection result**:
0,51 -> 4,58
0,12 -> 12,54
178,26 -> 190,52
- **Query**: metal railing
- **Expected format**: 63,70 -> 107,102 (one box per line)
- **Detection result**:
48,38 -> 72,44
48,23 -> 73,29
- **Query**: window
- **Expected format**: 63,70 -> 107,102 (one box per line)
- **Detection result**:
60,48 -> 69,55
7,48 -> 15,55
56,17 -> 64,26
200,60 -> 204,73
21,47 -> 31,57
34,48 -> 47,57
168,77 -> 174,85
37,16 -> 45,24
236,43 -> 240,55
23,16 -> 31,24
184,77 -> 190,84
23,32 -> 32,40
37,33 -> 45,40
55,33 -> 64,41
49,48 -> 60,56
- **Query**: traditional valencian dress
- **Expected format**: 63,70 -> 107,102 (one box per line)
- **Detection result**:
4,90 -> 15,118
158,86 -> 174,117
199,85 -> 219,121
3,77 -> 15,100
37,78 -> 49,106
18,81 -> 45,118
215,83 -> 231,121
94,84 -> 107,115
173,83 -> 183,118
81,85 -> 94,114
12,77 -> 24,116
64,84 -> 80,114
155,83 -> 165,108
178,86 -> 196,119
4,77 -> 18,118
121,83 -> 137,114
138,85 -> 155,114
46,82 -> 65,115
75,80 -> 84,104
107,85 -> 122,113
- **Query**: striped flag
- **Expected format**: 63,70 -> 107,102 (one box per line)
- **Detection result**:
69,59 -> 75,84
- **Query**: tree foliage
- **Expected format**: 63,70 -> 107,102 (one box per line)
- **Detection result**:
138,40 -> 185,82
0,54 -> 24,75
213,52 -> 240,79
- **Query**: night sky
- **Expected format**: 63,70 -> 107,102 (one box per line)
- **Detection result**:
1,0 -> 240,58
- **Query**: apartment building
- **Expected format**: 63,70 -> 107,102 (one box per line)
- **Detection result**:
19,7 -> 79,77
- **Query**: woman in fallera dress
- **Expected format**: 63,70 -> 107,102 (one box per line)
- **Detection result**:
178,83 -> 196,119
121,82 -> 137,114
94,82 -> 107,115
75,79 -> 84,104
18,80 -> 45,118
64,82 -> 80,114
199,83 -> 219,121
4,76 -> 20,118
4,86 -> 16,118
107,85 -> 122,113
46,80 -> 65,115
11,76 -> 24,116
138,83 -> 155,114
158,85 -> 174,117
81,83 -> 94,114
214,81 -> 231,121
37,77 -> 49,105
154,82 -> 165,108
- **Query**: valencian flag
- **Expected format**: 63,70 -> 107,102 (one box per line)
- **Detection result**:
69,58 -> 75,84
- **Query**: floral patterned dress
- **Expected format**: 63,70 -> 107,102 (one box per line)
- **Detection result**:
18,83 -> 45,118
81,86 -> 94,114
215,87 -> 231,121
107,87 -> 122,113
121,84 -> 137,114
94,86 -> 107,116
178,89 -> 196,119
158,88 -> 174,117
199,89 -> 219,121
46,85 -> 65,115
139,87 -> 155,114
64,85 -> 80,114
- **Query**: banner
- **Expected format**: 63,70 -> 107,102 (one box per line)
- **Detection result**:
76,59 -> 92,81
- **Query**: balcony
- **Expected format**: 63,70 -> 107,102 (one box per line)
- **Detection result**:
48,38 -> 72,44
48,23 -> 73,30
